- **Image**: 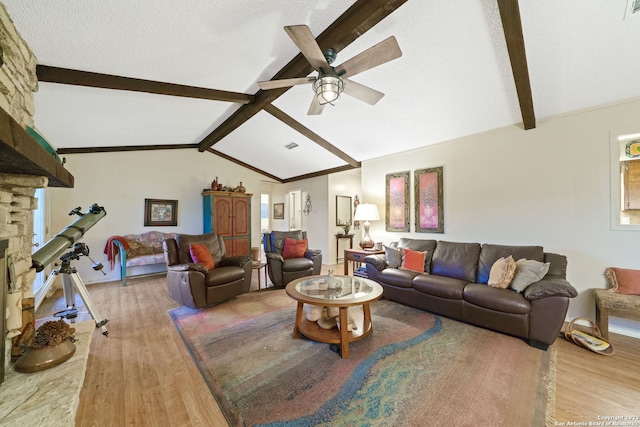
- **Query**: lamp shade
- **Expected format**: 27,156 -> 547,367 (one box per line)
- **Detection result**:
353,204 -> 380,221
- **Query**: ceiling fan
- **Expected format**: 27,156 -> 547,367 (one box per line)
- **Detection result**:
258,25 -> 402,115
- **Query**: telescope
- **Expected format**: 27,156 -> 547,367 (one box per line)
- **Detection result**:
32,203 -> 110,337
32,203 -> 106,272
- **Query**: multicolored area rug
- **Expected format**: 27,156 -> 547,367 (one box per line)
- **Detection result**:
169,290 -> 555,427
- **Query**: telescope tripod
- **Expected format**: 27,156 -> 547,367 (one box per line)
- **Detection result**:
35,260 -> 109,336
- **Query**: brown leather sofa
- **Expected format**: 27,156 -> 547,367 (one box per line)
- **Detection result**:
263,230 -> 322,288
364,238 -> 577,350
163,233 -> 252,309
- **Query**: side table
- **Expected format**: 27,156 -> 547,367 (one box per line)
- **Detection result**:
252,261 -> 268,290
335,234 -> 354,262
343,248 -> 384,276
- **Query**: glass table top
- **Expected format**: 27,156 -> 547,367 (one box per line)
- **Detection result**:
295,275 -> 375,301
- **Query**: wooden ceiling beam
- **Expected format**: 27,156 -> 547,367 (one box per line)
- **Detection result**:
282,164 -> 359,183
197,0 -> 409,152
56,144 -> 199,155
264,104 -> 360,167
36,65 -> 254,104
496,0 -> 536,130
205,148 -> 283,183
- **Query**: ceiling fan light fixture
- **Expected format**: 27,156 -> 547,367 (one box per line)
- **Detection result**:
313,75 -> 344,105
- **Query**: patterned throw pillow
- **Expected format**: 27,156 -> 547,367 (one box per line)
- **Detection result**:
282,237 -> 308,259
605,267 -> 640,295
189,243 -> 215,270
400,248 -> 427,273
488,256 -> 516,288
510,259 -> 550,292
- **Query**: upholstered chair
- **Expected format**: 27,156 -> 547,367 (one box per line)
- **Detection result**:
263,230 -> 322,288
163,233 -> 252,309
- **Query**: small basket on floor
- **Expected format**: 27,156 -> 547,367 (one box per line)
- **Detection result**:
563,317 -> 614,356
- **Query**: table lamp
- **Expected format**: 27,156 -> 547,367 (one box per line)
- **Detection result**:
353,203 -> 380,249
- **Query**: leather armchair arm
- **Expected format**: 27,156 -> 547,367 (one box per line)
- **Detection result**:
168,263 -> 208,274
266,252 -> 284,263
218,255 -> 252,268
305,249 -> 321,258
305,249 -> 322,275
363,254 -> 387,272
524,276 -> 578,300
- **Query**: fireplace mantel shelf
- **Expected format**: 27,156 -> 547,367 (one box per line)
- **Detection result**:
0,107 -> 74,188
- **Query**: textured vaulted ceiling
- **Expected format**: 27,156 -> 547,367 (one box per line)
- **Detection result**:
3,1 -> 640,181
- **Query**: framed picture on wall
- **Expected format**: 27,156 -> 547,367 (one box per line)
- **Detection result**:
144,198 -> 178,226
386,171 -> 410,232
414,167 -> 444,233
273,203 -> 285,219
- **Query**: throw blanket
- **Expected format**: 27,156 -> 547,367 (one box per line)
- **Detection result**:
103,236 -> 129,270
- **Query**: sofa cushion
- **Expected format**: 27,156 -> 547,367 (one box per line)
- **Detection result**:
413,274 -> 467,299
126,253 -> 166,268
463,283 -> 530,314
544,253 -> 567,278
397,238 -> 437,272
176,233 -> 225,264
206,266 -> 245,287
431,241 -> 481,282
488,256 -> 516,288
510,259 -> 550,293
605,267 -> 640,295
270,230 -> 304,256
282,237 -> 308,259
378,268 -> 420,288
477,244 -> 544,284
189,243 -> 215,270
282,257 -> 313,272
401,248 -> 427,273
384,245 -> 403,268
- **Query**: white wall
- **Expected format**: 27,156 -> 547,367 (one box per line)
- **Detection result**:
267,176 -> 330,258
361,98 -> 640,338
49,149 -> 268,284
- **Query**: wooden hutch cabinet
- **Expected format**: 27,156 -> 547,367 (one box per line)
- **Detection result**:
202,191 -> 252,256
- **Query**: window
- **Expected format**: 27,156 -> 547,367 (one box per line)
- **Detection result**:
610,129 -> 640,229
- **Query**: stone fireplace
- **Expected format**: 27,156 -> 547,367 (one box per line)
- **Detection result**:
1,173 -> 46,373
0,2 -> 48,379
0,6 -> 88,424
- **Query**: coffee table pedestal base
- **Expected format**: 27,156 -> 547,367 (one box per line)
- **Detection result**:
293,302 -> 373,358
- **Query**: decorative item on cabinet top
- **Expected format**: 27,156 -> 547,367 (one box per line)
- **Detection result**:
208,178 -> 247,193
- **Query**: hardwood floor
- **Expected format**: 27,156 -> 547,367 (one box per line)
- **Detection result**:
36,265 -> 640,426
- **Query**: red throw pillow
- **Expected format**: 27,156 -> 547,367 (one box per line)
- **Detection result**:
605,267 -> 640,295
401,248 -> 427,273
189,243 -> 215,270
282,237 -> 308,259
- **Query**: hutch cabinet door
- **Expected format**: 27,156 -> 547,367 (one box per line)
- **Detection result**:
213,197 -> 233,236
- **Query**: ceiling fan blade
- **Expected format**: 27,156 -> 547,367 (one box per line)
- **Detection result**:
258,77 -> 315,90
343,79 -> 385,105
284,25 -> 330,71
307,97 -> 325,115
336,36 -> 402,79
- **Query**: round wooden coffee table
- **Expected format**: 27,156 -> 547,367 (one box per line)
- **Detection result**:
285,275 -> 383,358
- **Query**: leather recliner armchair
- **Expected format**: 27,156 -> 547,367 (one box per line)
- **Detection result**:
163,233 -> 252,309
263,230 -> 322,288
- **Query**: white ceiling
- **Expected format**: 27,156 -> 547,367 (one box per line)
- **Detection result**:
4,1 -> 640,181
